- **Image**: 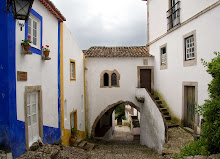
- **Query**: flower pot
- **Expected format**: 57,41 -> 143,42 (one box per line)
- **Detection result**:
23,44 -> 30,51
69,136 -> 76,146
43,51 -> 50,57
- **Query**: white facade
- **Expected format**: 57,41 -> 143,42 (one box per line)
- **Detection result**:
147,0 -> 220,130
63,24 -> 85,132
16,0 -> 60,128
85,57 -> 154,136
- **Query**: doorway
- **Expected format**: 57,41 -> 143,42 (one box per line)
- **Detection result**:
140,69 -> 151,92
184,86 -> 195,129
70,110 -> 77,136
27,92 -> 40,146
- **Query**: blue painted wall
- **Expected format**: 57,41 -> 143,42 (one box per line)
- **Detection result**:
0,1 -> 62,157
0,0 -> 26,157
0,0 -> 14,151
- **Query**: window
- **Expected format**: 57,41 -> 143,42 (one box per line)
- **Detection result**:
161,47 -> 166,65
111,73 -> 117,86
70,60 -> 76,81
28,14 -> 41,49
100,70 -> 120,88
160,43 -> 167,70
25,9 -> 42,55
104,73 -> 109,86
167,0 -> 180,30
183,30 -> 197,67
185,36 -> 195,60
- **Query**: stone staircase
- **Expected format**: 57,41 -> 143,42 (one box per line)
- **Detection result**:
151,93 -> 179,129
72,139 -> 95,151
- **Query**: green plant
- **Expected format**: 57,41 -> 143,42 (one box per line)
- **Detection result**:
177,52 -> 220,158
71,128 -> 79,137
21,35 -> 32,45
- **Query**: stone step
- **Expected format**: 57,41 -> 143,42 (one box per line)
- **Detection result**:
154,96 -> 159,100
160,108 -> 167,112
159,104 -> 165,108
164,115 -> 171,120
84,142 -> 95,151
73,139 -> 82,147
78,141 -> 87,148
162,111 -> 169,115
155,100 -> 162,104
167,123 -> 179,128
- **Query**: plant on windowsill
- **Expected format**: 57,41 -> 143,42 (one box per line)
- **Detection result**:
69,128 -> 79,146
42,45 -> 50,57
21,35 -> 32,53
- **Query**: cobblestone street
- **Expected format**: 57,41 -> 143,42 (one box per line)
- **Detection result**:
89,126 -> 165,159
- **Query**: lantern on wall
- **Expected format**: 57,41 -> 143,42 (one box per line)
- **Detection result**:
6,0 -> 34,21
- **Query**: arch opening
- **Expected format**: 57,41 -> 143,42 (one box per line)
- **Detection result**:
91,101 -> 140,139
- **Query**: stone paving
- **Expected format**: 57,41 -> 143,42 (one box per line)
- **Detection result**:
9,126 -> 220,159
89,126 -> 166,159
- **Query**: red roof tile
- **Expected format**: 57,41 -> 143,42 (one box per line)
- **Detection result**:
83,46 -> 152,58
39,0 -> 66,22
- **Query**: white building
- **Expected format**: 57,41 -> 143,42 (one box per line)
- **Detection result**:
0,0 -> 85,157
146,0 -> 220,133
84,46 -> 165,153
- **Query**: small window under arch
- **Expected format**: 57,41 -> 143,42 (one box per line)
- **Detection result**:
104,73 -> 109,86
111,73 -> 117,86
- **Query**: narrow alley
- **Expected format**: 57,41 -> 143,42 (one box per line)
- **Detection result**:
89,126 -> 165,159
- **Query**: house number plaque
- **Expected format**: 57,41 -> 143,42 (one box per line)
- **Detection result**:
17,71 -> 27,81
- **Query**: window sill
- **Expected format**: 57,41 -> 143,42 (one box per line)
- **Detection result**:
21,51 -> 32,55
42,56 -> 51,60
70,79 -> 76,81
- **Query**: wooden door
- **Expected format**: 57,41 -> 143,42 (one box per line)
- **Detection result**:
185,86 -> 195,129
27,92 -> 39,146
140,69 -> 151,92
70,110 -> 77,136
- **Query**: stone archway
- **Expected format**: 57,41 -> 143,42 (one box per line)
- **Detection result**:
91,100 -> 140,137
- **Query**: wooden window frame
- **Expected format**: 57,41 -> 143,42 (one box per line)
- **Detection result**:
70,59 -> 76,81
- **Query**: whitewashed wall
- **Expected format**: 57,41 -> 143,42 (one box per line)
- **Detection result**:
148,0 -> 219,42
85,57 -> 154,136
63,24 -> 85,132
149,5 -> 220,120
16,0 -> 59,128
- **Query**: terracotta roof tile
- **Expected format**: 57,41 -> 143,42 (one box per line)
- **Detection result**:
83,46 -> 152,58
39,0 -> 66,22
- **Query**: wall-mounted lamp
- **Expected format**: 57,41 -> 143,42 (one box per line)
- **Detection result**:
5,0 -> 34,21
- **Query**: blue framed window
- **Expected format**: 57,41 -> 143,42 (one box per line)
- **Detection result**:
25,9 -> 43,55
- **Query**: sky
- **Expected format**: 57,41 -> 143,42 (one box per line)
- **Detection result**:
51,0 -> 147,50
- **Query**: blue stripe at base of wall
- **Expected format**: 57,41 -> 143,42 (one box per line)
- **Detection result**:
43,126 -> 61,144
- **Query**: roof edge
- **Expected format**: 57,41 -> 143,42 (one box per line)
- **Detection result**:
39,0 -> 66,22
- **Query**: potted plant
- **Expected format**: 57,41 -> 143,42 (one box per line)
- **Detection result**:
42,45 -> 50,57
69,128 -> 78,146
21,35 -> 31,51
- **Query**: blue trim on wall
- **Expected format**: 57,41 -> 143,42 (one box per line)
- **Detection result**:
25,9 -> 43,55
0,1 -> 26,157
58,21 -> 61,137
0,0 -> 10,150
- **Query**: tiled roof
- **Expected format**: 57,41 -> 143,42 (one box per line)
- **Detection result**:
83,46 -> 152,58
39,0 -> 66,22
